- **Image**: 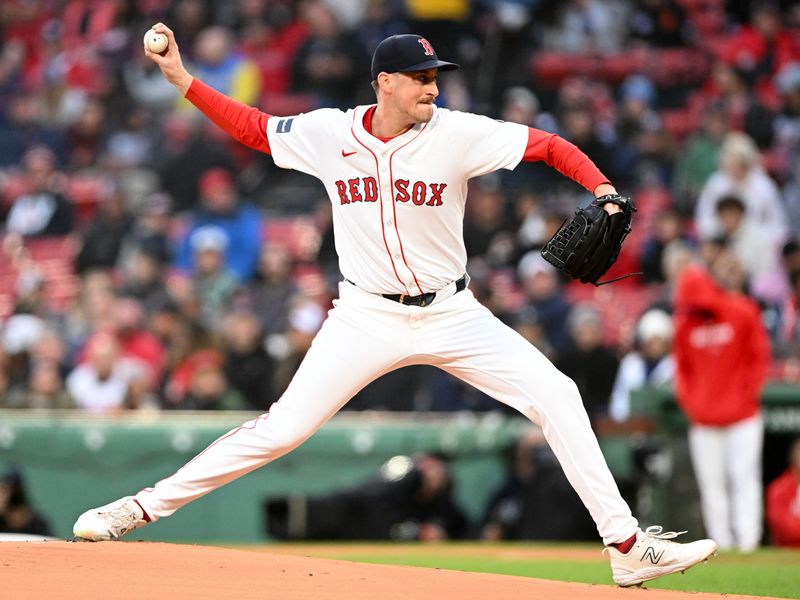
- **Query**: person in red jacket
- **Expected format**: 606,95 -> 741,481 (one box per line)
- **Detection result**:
674,246 -> 770,552
766,438 -> 800,547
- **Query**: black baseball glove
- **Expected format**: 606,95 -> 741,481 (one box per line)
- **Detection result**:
540,194 -> 637,286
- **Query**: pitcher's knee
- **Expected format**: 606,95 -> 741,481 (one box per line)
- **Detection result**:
561,376 -> 583,403
558,377 -> 589,416
257,418 -> 313,455
525,372 -> 583,413
513,372 -> 579,421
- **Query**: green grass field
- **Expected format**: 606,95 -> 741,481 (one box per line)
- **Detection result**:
265,543 -> 800,599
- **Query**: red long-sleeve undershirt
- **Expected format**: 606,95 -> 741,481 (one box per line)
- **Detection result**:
522,128 -> 610,192
185,78 -> 610,193
186,78 -> 272,153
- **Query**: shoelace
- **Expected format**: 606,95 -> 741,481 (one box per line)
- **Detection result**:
99,503 -> 140,531
602,525 -> 688,555
641,526 -> 687,540
100,504 -> 134,520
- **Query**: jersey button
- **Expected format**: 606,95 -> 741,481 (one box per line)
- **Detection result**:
386,220 -> 392,227
394,254 -> 400,260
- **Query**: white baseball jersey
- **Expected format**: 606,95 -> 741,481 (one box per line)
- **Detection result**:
266,106 -> 528,295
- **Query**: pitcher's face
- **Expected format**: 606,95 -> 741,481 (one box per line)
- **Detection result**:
389,68 -> 439,123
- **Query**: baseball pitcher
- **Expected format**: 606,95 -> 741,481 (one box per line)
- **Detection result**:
73,24 -> 717,587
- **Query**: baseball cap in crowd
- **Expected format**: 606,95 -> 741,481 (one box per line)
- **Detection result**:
620,74 -> 656,106
370,34 -> 459,80
517,251 -> 555,280
288,300 -> 325,335
199,168 -> 234,195
2,314 -> 45,354
567,304 -> 602,334
190,225 -> 229,254
636,309 -> 673,341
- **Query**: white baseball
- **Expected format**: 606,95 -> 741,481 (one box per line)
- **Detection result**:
143,29 -> 168,54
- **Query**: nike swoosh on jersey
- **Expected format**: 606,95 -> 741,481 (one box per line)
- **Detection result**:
341,150 -> 357,157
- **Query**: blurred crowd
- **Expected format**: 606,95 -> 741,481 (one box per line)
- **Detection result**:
0,0 -> 797,422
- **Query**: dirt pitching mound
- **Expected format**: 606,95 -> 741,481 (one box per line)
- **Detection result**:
0,541 -> 773,600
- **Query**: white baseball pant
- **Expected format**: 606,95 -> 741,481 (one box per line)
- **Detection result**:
688,413 -> 763,551
136,281 -> 639,545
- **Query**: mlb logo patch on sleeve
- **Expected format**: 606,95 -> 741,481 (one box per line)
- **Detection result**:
276,118 -> 294,133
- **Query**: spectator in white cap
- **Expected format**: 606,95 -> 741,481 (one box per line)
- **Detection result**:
517,250 -> 572,355
189,225 -> 240,331
609,309 -> 675,422
2,314 -> 46,356
0,313 -> 47,403
695,132 -> 787,243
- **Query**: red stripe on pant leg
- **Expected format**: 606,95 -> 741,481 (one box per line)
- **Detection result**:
137,413 -> 272,502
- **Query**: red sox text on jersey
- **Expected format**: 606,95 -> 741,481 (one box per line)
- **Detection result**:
335,178 -> 447,206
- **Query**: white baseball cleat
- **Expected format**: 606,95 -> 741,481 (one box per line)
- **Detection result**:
606,526 -> 718,587
73,496 -> 149,541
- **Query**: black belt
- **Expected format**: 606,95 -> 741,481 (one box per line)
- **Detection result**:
382,275 -> 466,307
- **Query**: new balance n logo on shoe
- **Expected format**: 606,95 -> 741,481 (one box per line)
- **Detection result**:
642,546 -> 665,564
607,526 -> 718,587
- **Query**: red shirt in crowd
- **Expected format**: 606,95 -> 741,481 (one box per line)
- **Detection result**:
720,25 -> 800,78
673,265 -> 770,426
766,468 -> 800,547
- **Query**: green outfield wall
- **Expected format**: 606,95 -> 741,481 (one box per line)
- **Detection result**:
630,383 -> 800,433
0,411 -> 536,542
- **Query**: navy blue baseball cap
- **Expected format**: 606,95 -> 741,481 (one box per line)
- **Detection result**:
370,34 -> 459,80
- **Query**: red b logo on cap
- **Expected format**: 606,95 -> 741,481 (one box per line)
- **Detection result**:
418,38 -> 434,57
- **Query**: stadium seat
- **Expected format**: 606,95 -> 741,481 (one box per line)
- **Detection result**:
652,49 -> 710,86
661,107 -> 700,141
260,93 -> 316,117
677,0 -> 724,11
598,52 -> 645,83
531,52 -> 595,86
691,9 -> 726,35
